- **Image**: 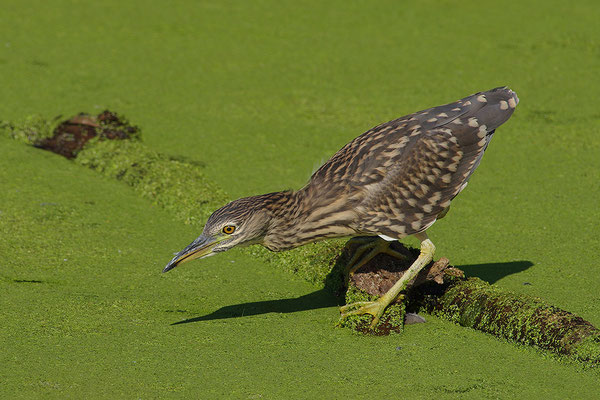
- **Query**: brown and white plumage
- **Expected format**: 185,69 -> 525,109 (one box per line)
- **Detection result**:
163,87 -> 519,328
262,86 -> 518,249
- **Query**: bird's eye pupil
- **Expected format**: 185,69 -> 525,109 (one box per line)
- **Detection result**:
223,225 -> 235,234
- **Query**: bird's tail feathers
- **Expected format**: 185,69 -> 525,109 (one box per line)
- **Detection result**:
466,86 -> 519,131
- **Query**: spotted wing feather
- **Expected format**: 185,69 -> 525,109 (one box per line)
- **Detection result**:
309,87 -> 519,238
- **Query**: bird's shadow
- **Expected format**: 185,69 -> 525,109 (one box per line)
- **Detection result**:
171,260 -> 533,325
171,288 -> 340,325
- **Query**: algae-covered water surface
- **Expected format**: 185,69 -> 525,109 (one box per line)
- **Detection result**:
1,1 -> 599,398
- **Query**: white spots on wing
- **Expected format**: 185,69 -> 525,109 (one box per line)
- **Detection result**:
427,117 -> 438,123
440,199 -> 451,208
411,221 -> 421,230
477,125 -> 488,138
422,204 -> 433,213
464,101 -> 472,106
508,97 -> 517,108
468,117 -> 479,127
500,100 -> 509,110
441,174 -> 452,184
410,127 -> 421,136
452,107 -> 461,111
387,136 -> 409,149
435,159 -> 447,170
452,118 -> 462,125
477,138 -> 487,147
476,95 -> 487,103
437,112 -> 448,118
406,198 -> 417,207
369,142 -> 385,151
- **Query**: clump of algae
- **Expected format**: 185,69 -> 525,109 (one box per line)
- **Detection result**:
0,115 -> 58,144
424,277 -> 600,365
247,239 -> 347,286
76,139 -> 228,225
1,113 -> 228,225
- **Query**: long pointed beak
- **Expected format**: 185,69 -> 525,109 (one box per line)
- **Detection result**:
163,235 -> 219,273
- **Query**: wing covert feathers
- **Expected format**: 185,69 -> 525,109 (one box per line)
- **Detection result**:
308,87 -> 518,238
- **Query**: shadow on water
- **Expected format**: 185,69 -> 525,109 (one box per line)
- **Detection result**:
458,260 -> 534,285
172,260 -> 534,325
171,288 -> 340,325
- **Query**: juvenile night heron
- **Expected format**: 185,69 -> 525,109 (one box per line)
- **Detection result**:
164,87 -> 519,327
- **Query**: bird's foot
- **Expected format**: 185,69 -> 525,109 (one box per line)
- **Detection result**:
339,295 -> 404,328
345,237 -> 407,276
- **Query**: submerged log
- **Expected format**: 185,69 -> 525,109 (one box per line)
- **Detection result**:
331,239 -> 600,365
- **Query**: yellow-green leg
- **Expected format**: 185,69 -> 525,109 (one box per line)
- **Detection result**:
345,237 -> 408,276
340,232 -> 436,328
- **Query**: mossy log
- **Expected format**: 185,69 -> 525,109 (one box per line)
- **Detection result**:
4,113 -> 599,365
423,277 -> 600,365
330,239 -> 600,365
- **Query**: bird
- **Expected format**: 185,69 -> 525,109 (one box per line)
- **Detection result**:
163,87 -> 519,327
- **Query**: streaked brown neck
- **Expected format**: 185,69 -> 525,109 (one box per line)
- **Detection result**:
262,187 -> 358,251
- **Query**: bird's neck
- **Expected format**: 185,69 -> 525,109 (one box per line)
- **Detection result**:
262,187 -> 357,251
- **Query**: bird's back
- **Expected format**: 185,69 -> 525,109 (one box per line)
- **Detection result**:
307,87 -> 519,239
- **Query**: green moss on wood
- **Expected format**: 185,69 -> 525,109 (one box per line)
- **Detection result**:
76,139 -> 229,225
0,115 -> 57,144
246,239 -> 347,286
425,277 -> 600,365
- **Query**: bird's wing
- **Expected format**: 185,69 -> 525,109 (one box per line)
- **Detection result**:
311,87 -> 517,190
354,128 -> 468,238
340,87 -> 519,238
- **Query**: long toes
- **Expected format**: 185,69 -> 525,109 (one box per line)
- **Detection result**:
339,301 -> 372,313
340,302 -> 385,327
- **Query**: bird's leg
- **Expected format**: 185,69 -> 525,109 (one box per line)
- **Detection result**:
340,232 -> 435,328
344,237 -> 407,276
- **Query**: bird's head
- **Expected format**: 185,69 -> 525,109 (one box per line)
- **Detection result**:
162,194 -> 276,273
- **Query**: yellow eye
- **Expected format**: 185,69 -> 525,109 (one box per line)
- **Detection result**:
222,225 -> 236,235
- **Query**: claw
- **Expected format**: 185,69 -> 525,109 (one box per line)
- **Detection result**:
340,295 -> 405,328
